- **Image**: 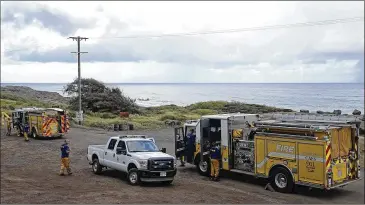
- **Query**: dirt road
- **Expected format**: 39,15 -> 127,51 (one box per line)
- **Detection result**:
1,127 -> 364,204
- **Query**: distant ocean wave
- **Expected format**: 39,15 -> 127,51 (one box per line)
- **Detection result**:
1,83 -> 364,114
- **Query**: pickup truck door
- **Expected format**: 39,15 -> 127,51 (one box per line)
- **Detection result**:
104,139 -> 118,168
113,140 -> 128,172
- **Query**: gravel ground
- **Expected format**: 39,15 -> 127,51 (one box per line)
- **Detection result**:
1,127 -> 364,204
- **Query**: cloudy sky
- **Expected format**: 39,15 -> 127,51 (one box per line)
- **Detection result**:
1,1 -> 364,83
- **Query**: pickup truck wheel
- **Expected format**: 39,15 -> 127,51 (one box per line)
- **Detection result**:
92,158 -> 102,174
270,167 -> 294,193
127,168 -> 140,185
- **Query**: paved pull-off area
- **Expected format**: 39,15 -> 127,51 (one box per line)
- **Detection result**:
1,127 -> 364,204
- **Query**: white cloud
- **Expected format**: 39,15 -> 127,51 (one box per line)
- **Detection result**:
1,59 -> 359,83
1,1 -> 364,83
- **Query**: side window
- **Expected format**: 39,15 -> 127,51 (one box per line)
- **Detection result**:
117,140 -> 126,150
108,139 -> 117,150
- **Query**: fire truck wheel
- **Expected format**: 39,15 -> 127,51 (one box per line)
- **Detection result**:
197,158 -> 210,176
31,128 -> 37,138
270,167 -> 294,193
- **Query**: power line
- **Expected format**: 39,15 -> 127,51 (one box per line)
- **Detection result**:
91,16 -> 364,39
2,16 -> 363,54
68,36 -> 88,125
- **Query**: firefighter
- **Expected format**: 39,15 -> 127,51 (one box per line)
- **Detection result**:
6,117 -> 11,136
210,142 -> 221,181
186,129 -> 196,162
59,139 -> 72,176
23,124 -> 29,141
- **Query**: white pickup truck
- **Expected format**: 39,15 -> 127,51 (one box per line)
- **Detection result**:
87,135 -> 177,185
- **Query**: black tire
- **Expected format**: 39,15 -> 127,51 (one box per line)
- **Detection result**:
31,128 -> 37,138
270,167 -> 294,193
196,157 -> 210,176
92,158 -> 102,174
161,180 -> 173,185
127,168 -> 140,186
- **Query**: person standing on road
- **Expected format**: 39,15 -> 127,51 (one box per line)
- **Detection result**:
186,129 -> 196,162
23,124 -> 29,142
59,139 -> 72,176
210,142 -> 221,181
6,117 -> 12,136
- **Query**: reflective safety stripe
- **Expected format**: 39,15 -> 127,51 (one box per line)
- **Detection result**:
256,152 -> 325,169
326,143 -> 332,171
61,115 -> 65,133
66,116 -> 70,130
268,152 -> 325,162
42,116 -> 47,136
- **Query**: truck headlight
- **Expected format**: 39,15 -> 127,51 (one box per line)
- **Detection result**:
173,158 -> 177,168
138,160 -> 148,169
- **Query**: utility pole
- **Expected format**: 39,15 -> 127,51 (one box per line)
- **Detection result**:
68,36 -> 88,125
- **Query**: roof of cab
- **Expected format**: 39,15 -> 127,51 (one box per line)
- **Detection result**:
201,113 -> 259,120
46,108 -> 65,112
13,107 -> 65,112
109,135 -> 151,141
13,107 -> 45,112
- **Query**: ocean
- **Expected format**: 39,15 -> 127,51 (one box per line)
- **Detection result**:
1,83 -> 364,114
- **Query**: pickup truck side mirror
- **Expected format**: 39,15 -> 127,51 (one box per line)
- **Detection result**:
116,147 -> 127,155
160,148 -> 166,153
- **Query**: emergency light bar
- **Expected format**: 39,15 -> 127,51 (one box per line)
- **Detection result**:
118,135 -> 156,143
118,135 -> 147,139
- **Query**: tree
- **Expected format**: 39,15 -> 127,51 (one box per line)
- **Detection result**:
63,78 -> 139,113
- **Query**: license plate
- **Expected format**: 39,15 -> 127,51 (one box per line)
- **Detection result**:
160,172 -> 166,177
338,170 -> 342,177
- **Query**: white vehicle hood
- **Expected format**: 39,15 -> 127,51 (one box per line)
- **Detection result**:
130,152 -> 174,160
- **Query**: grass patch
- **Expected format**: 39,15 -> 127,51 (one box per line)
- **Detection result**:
1,93 -> 294,130
1,94 -> 66,116
81,101 -> 291,130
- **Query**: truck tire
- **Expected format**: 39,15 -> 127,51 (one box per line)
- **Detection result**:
161,180 -> 173,185
92,158 -> 102,174
197,158 -> 210,176
31,128 -> 37,138
270,167 -> 294,193
127,168 -> 140,186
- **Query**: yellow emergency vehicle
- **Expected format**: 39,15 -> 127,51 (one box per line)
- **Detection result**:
11,107 -> 70,138
174,113 -> 362,193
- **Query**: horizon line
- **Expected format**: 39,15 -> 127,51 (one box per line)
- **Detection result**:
1,82 -> 364,84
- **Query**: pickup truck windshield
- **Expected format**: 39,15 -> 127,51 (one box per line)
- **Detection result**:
127,140 -> 159,152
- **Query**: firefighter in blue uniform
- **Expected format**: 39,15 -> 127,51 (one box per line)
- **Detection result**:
59,139 -> 72,176
186,129 -> 196,163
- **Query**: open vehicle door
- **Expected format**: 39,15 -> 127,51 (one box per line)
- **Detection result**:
174,127 -> 186,159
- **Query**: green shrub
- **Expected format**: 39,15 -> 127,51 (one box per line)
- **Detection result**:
192,109 -> 218,115
186,101 -> 227,111
101,112 -> 117,119
68,110 -> 76,118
